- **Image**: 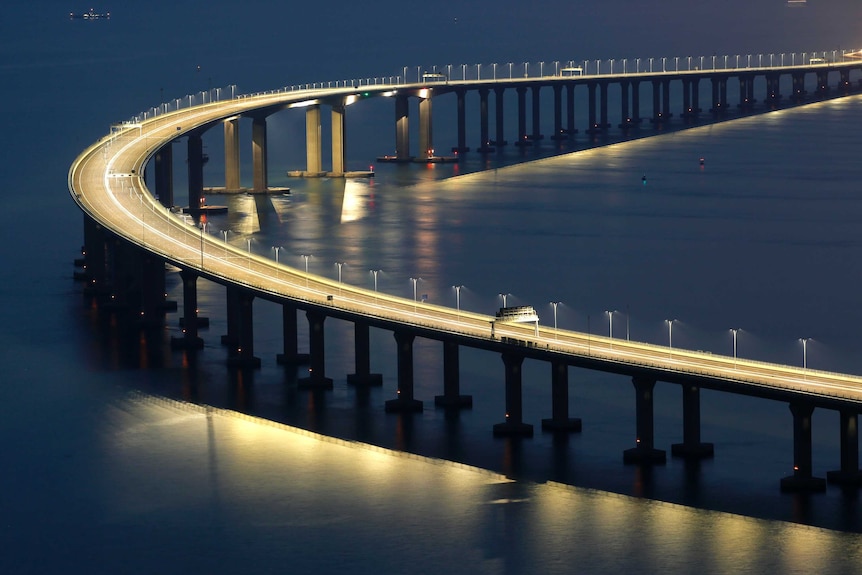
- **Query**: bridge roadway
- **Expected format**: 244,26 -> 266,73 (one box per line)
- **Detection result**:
69,71 -> 862,489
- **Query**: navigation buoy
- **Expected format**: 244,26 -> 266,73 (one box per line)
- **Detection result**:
699,157 -> 705,166
642,175 -> 647,185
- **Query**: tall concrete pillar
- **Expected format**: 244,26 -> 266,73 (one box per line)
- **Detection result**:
453,89 -> 468,153
492,352 -> 533,436
222,285 -> 239,347
599,81 -> 609,130
780,402 -> 826,491
816,71 -> 829,97
347,321 -> 382,386
395,94 -> 410,160
276,302 -> 309,365
619,80 -> 632,129
566,83 -> 577,135
331,102 -> 346,176
494,87 -> 507,146
299,309 -> 333,388
418,95 -> 434,160
515,86 -> 529,145
154,145 -> 173,208
170,269 -> 204,350
710,77 -> 720,114
661,79 -> 671,119
623,377 -> 666,464
224,118 -> 240,191
477,88 -> 493,152
670,385 -> 714,458
651,80 -> 662,124
252,117 -> 268,192
682,79 -> 692,117
550,84 -> 563,139
531,85 -> 543,141
541,360 -> 581,432
187,133 -> 204,210
839,69 -> 851,94
137,251 -> 167,328
227,290 -> 261,368
385,331 -> 423,412
631,80 -> 641,125
435,340 -> 472,408
691,78 -> 701,115
587,82 -> 598,133
305,105 -> 322,175
82,216 -> 108,295
719,78 -> 728,110
826,410 -> 862,486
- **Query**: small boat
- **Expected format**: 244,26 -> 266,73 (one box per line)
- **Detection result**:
70,9 -> 111,19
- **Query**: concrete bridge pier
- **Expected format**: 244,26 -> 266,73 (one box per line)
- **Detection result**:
187,133 -> 205,211
347,321 -> 382,386
453,89 -> 469,154
531,85 -> 544,141
738,75 -> 755,110
550,85 -> 564,140
599,82 -> 610,130
153,145 -> 174,208
541,360 -> 582,432
137,251 -> 171,328
631,80 -> 641,126
298,310 -> 333,388
618,80 -> 634,130
839,70 -> 852,94
710,77 -> 727,115
418,95 -> 434,160
305,105 -> 324,176
276,303 -> 309,365
826,410 -> 862,486
816,71 -> 830,98
766,74 -> 782,108
226,289 -> 261,368
221,286 -> 239,347
434,341 -> 472,408
623,377 -> 666,464
477,88 -> 494,152
493,352 -> 534,437
331,100 -> 346,176
565,83 -> 577,136
493,87 -> 508,146
515,86 -> 530,146
394,94 -> 412,161
670,384 -> 714,458
170,269 -> 204,350
586,82 -> 599,133
252,116 -> 268,192
385,331 -> 423,412
649,80 -> 667,125
224,117 -> 240,191
780,402 -> 826,492
791,73 -> 807,103
80,216 -> 108,295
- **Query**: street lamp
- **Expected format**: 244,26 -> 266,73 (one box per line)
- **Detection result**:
370,269 -> 381,292
550,301 -> 561,339
271,246 -> 281,265
605,310 -> 615,339
730,328 -> 739,365
410,277 -> 420,309
301,254 -> 310,287
335,261 -> 345,283
453,285 -> 464,313
498,292 -> 510,308
800,338 -> 810,369
666,319 -> 677,349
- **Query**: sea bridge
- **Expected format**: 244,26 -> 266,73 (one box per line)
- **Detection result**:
70,50 -> 862,493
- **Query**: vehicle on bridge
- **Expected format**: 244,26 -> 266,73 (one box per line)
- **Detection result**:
422,72 -> 447,84
560,67 -> 583,77
495,306 -> 539,323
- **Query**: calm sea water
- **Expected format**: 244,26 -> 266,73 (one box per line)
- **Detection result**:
5,4 -> 862,574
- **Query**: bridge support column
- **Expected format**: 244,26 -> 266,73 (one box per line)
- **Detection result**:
395,94 -> 411,160
816,72 -> 829,98
691,78 -> 701,116
418,95 -> 434,160
305,105 -> 323,175
385,331 -> 423,412
710,77 -> 727,115
671,384 -> 714,458
791,73 -> 806,103
493,353 -> 533,436
227,290 -> 261,368
221,285 -> 239,347
586,82 -> 599,133
531,85 -> 543,141
662,79 -> 672,120
224,117 -> 240,191
347,321 -> 382,386
331,101 -> 346,176
631,80 -> 641,126
565,83 -> 577,136
477,88 -> 493,152
650,80 -> 663,125
252,117 -> 268,192
766,74 -> 782,108
137,251 -> 169,328
81,216 -> 108,295
623,377 -> 666,464
619,80 -> 633,130
599,81 -> 609,130
453,89 -> 468,154
493,87 -> 507,146
780,402 -> 826,492
170,269 -> 204,350
187,133 -> 204,211
839,70 -> 851,94
515,86 -> 530,146
299,310 -> 333,388
681,79 -> 692,118
154,145 -> 174,208
435,341 -> 472,408
541,360 -> 581,432
276,302 -> 309,365
827,410 -> 862,486
551,84 -> 564,140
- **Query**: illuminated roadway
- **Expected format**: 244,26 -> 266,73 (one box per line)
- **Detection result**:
68,70 -> 862,411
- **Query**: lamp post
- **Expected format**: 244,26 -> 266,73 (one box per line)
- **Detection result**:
666,319 -> 677,349
453,284 -> 464,314
335,261 -> 345,283
301,254 -> 310,287
550,301 -> 560,340
498,292 -> 509,308
731,328 -> 739,366
800,337 -> 810,369
606,310 -> 615,339
246,238 -> 252,269
410,277 -> 420,310
370,269 -> 380,292
272,246 -> 281,278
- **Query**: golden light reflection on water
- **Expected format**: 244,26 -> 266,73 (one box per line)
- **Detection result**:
99,394 -> 862,574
